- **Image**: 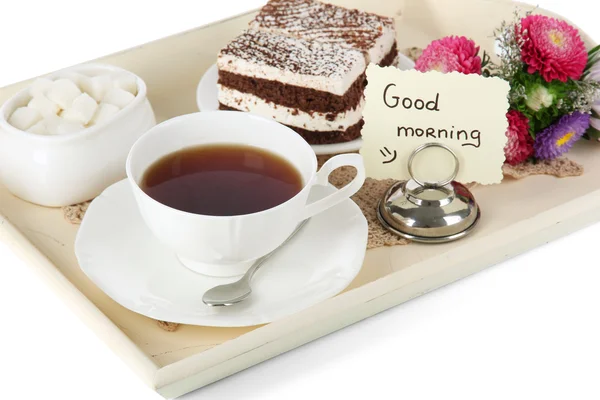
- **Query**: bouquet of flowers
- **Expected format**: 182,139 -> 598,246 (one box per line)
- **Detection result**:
414,11 -> 600,166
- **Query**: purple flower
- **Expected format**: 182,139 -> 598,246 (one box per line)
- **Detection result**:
534,112 -> 591,160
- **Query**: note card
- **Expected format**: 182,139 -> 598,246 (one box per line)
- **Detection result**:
360,66 -> 510,185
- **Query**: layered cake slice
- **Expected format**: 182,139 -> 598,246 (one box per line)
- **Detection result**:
249,0 -> 397,66
217,29 -> 367,144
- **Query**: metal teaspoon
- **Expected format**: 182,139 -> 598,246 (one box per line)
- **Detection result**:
202,219 -> 309,307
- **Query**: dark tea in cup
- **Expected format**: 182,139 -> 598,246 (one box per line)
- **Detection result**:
141,144 -> 303,216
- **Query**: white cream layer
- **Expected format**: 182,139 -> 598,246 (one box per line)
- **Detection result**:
218,85 -> 364,132
369,26 -> 397,64
217,53 -> 366,97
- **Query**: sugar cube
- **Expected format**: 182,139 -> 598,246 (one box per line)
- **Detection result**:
80,75 -> 112,102
27,121 -> 49,135
44,114 -> 63,135
8,107 -> 42,130
46,78 -> 82,109
89,103 -> 120,126
102,87 -> 135,109
58,71 -> 90,88
112,72 -> 138,95
61,93 -> 98,125
29,77 -> 54,98
28,94 -> 60,118
56,119 -> 84,135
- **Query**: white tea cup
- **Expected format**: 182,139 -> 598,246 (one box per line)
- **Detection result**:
126,111 -> 365,277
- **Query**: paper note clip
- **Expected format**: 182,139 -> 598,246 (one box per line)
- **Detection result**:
377,142 -> 480,243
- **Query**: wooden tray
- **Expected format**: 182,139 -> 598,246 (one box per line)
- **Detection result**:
1,0 -> 598,397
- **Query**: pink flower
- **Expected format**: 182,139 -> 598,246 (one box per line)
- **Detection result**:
415,36 -> 482,75
504,110 -> 534,165
519,15 -> 587,82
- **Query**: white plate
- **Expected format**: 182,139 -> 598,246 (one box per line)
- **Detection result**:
196,54 -> 415,156
75,180 -> 368,327
196,63 -> 219,112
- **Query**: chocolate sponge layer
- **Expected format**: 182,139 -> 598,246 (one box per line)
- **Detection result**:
218,71 -> 365,114
219,103 -> 363,145
379,42 -> 398,67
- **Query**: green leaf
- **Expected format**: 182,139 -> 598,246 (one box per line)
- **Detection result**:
588,44 -> 600,57
586,126 -> 600,140
481,50 -> 492,70
584,45 -> 600,73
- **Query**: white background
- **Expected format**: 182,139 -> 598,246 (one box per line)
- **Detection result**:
1,1 -> 599,399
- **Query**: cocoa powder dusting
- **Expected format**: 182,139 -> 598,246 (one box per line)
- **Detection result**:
250,0 -> 395,52
219,29 -> 365,78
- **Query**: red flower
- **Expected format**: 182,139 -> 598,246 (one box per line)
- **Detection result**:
519,15 -> 587,82
504,110 -> 533,165
415,36 -> 482,75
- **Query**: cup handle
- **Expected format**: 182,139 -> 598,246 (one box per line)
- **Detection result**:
302,154 -> 366,220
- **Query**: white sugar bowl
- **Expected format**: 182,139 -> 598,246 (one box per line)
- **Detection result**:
0,64 -> 156,207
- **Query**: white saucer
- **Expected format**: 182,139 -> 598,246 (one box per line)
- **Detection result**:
75,180 -> 368,327
196,54 -> 415,156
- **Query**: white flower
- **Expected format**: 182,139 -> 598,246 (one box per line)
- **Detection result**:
590,68 -> 600,81
526,85 -> 554,112
587,60 -> 600,139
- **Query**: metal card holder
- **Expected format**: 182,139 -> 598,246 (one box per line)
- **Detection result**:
377,143 -> 481,243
